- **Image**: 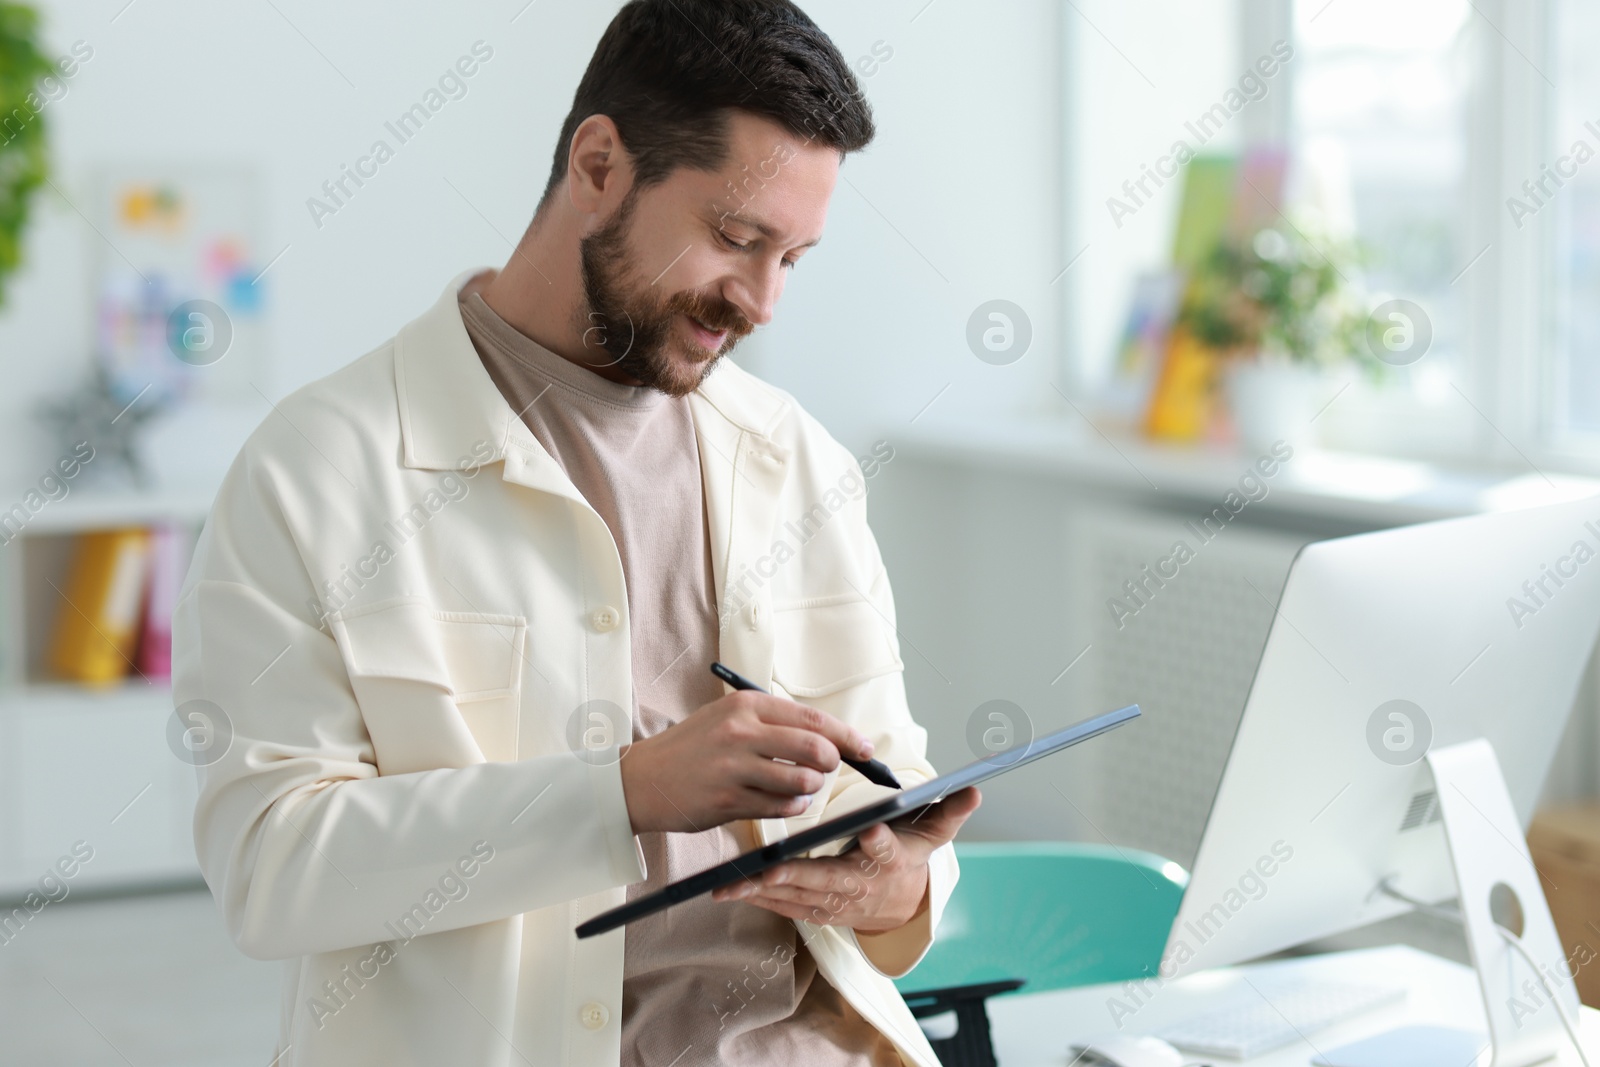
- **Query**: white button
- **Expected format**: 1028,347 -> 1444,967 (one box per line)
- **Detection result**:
579,1001 -> 609,1029
591,606 -> 621,632
748,603 -> 762,630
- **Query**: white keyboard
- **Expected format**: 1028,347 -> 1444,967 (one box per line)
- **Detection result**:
1155,978 -> 1407,1059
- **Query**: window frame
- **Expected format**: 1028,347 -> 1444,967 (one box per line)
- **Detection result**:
1526,0 -> 1600,473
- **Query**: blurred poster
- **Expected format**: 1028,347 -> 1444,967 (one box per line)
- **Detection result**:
93,166 -> 266,408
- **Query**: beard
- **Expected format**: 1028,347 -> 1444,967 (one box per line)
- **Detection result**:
577,189 -> 754,398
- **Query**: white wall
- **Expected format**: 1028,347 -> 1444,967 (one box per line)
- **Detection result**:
0,0 -> 602,488
0,0 -> 1070,487
1064,0 -> 1242,391
741,0 -> 1066,448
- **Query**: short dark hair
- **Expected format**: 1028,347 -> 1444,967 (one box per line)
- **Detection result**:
539,0 -> 874,211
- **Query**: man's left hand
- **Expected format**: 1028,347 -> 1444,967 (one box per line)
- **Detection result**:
710,786 -> 981,933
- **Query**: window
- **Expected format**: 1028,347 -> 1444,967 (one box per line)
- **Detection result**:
1070,0 -> 1600,469
1550,0 -> 1600,440
1291,0 -> 1472,398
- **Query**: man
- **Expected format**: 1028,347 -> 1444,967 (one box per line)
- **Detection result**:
173,2 -> 979,1064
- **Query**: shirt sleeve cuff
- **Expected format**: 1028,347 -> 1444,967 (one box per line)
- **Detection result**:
589,755 -> 647,885
850,839 -> 958,978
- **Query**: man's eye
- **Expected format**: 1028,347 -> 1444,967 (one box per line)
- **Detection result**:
718,229 -> 796,270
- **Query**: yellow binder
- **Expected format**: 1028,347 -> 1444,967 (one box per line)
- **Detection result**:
48,528 -> 153,686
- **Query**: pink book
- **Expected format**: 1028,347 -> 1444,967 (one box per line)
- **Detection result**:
137,523 -> 192,680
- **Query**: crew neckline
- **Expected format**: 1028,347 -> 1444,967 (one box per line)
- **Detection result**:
459,290 -> 669,413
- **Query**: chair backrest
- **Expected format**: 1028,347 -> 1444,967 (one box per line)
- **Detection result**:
895,841 -> 1188,997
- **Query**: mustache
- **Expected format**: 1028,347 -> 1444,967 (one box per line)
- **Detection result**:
671,291 -> 754,338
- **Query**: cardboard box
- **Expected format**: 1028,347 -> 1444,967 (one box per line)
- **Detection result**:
1529,803 -> 1600,1008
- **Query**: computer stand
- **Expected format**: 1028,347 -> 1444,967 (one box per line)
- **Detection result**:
1356,739 -> 1581,1067
900,978 -> 1025,1067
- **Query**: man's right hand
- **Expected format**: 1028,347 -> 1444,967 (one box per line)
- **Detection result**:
618,690 -> 876,834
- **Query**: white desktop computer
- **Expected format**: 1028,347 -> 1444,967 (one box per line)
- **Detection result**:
1160,494 -> 1600,1066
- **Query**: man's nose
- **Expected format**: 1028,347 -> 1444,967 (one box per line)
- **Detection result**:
724,259 -> 784,327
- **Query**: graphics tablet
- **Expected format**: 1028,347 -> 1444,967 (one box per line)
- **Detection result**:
575,703 -> 1139,938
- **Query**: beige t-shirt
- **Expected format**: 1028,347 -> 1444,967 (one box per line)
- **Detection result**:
458,286 -> 902,1067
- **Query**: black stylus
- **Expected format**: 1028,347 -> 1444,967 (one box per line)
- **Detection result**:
709,661 -> 902,789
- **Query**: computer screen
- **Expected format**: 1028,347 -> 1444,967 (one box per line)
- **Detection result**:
1164,493 -> 1600,977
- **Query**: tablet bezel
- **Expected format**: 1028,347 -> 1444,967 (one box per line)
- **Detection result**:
575,702 -> 1140,939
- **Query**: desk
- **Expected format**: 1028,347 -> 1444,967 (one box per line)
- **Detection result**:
987,946 -> 1600,1065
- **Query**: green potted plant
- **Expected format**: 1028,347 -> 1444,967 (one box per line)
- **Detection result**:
1180,224 -> 1368,448
0,1 -> 55,308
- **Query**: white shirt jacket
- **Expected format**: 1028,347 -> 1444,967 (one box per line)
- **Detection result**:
172,272 -> 960,1067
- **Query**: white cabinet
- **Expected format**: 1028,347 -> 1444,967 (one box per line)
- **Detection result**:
0,489 -> 212,898
3,687 -> 199,894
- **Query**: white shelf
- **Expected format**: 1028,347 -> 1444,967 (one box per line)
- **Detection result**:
0,679 -> 172,711
892,414 -> 1600,527
0,484 -> 216,535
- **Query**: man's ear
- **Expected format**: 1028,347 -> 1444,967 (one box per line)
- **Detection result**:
567,114 -> 631,220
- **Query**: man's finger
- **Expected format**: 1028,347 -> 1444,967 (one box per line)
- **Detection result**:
760,857 -> 862,896
898,786 -> 982,843
739,895 -> 840,924
710,859 -> 847,902
751,723 -> 843,773
737,757 -> 825,799
743,884 -> 863,912
746,694 -> 873,762
857,823 -> 898,862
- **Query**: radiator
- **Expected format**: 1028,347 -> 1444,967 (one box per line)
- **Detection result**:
1066,503 -> 1310,870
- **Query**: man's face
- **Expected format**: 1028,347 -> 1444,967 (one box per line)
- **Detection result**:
577,111 -> 840,397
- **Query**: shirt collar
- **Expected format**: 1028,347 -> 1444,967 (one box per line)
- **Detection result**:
394,269 -> 791,473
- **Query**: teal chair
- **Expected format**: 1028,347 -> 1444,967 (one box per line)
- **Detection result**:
895,842 -> 1188,1066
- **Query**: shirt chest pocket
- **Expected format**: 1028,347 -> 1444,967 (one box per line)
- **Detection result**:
329,597 -> 526,775
765,593 -> 905,837
769,593 -> 902,700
